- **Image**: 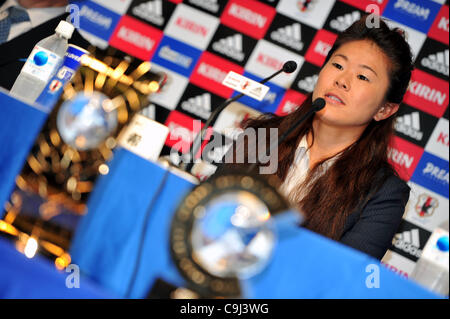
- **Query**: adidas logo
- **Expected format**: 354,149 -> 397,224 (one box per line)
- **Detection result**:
188,0 -> 219,13
181,93 -> 211,120
394,112 -> 423,141
330,11 -> 361,32
392,229 -> 422,258
297,74 -> 318,93
132,0 -> 164,26
270,23 -> 304,51
212,34 -> 245,62
421,49 -> 449,77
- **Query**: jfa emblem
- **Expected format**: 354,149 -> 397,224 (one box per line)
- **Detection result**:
297,0 -> 314,12
415,194 -> 438,217
49,80 -> 62,92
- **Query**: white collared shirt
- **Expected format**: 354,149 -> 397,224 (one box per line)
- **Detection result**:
0,0 -> 66,42
279,135 -> 311,200
279,135 -> 337,202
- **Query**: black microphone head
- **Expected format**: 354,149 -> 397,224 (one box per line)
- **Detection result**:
312,98 -> 326,111
282,61 -> 297,73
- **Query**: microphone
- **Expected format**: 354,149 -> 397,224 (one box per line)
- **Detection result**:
246,97 -> 325,174
184,61 -> 299,173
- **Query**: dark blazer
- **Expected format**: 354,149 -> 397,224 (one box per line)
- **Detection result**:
0,13 -> 91,91
339,173 -> 410,260
214,154 -> 410,261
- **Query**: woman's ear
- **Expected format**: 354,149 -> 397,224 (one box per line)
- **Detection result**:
373,102 -> 399,121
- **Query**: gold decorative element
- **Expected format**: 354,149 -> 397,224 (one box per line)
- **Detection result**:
2,47 -> 166,270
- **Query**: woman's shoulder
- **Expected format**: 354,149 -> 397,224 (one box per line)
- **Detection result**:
374,167 -> 410,198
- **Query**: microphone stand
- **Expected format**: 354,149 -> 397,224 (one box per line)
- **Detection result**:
184,68 -> 290,174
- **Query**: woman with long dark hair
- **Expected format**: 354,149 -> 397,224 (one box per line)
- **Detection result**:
218,16 -> 414,260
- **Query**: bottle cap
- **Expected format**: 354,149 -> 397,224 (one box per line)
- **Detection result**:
55,20 -> 75,39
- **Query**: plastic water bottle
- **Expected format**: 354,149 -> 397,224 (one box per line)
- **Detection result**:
10,20 -> 75,104
410,228 -> 449,296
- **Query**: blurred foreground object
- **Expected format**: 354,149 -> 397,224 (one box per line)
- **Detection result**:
410,228 -> 449,296
19,47 -> 165,213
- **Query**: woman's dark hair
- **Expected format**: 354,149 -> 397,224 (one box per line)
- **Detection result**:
227,15 -> 414,240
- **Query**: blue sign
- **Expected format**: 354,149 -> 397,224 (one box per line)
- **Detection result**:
151,36 -> 202,77
382,0 -> 441,34
411,152 -> 449,198
231,72 -> 286,114
78,1 -> 121,42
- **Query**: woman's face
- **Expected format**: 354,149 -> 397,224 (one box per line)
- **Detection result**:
312,39 -> 395,129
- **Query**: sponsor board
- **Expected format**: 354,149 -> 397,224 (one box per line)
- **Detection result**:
403,69 -> 449,118
139,101 -> 171,124
93,0 -> 132,14
148,64 -> 189,110
77,30 -> 109,49
183,0 -> 228,16
176,84 -> 226,121
245,39 -> 304,88
164,110 -> 213,154
206,24 -> 258,66
323,1 -> 365,34
152,36 -> 202,77
213,102 -> 262,140
190,51 -> 244,98
126,0 -> 176,29
425,118 -> 449,161
109,15 -> 163,61
258,0 -> 280,7
275,89 -> 307,116
410,151 -> 449,198
276,0 -> 335,30
415,37 -> 449,80
304,29 -> 338,67
164,4 -> 220,50
78,1 -> 121,42
230,71 -> 286,113
394,104 -> 438,147
340,0 -> 389,13
390,219 -> 431,262
384,19 -> 427,60
388,135 -> 424,181
291,61 -> 321,95
381,250 -> 417,278
404,181 -> 449,232
221,0 -> 276,39
264,13 -> 316,56
382,0 -> 442,34
427,4 -> 449,45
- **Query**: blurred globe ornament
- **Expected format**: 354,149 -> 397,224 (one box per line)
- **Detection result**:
56,91 -> 118,151
170,172 -> 293,298
191,191 -> 275,280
